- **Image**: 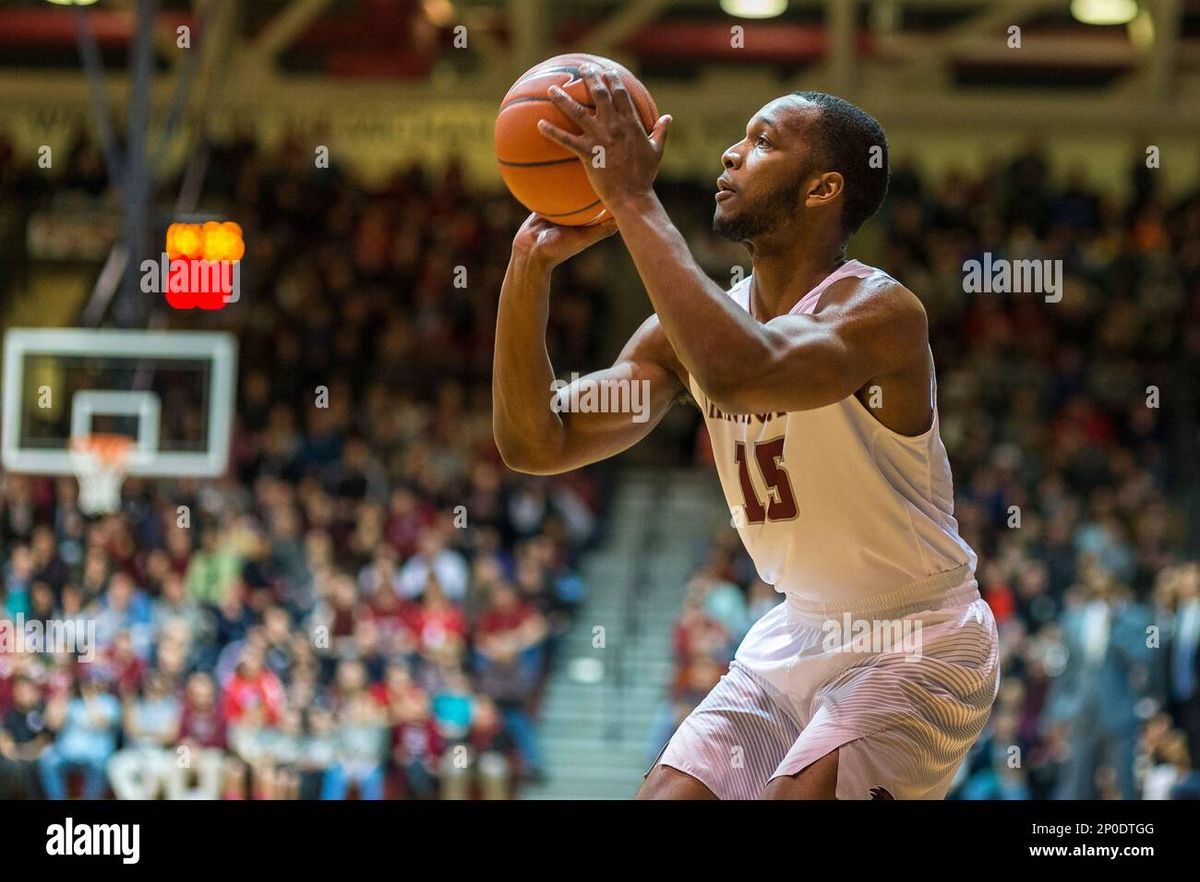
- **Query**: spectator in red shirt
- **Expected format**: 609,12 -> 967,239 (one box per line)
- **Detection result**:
372,661 -> 441,798
472,582 -> 548,781
391,696 -> 443,799
385,484 -> 436,559
403,573 -> 468,667
365,579 -> 415,658
222,646 -> 285,727
371,661 -> 426,722
95,631 -> 148,700
178,671 -> 228,750
164,527 -> 193,579
476,582 -> 546,657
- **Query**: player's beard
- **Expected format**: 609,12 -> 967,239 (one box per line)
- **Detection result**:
713,175 -> 806,243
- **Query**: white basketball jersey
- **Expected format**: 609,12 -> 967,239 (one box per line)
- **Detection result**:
690,260 -> 977,608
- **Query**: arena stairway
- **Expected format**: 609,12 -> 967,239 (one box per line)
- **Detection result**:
521,466 -> 723,800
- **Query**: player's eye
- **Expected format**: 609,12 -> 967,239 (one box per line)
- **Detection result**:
755,134 -> 771,148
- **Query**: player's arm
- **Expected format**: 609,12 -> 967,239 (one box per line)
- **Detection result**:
493,213 -> 687,476
726,278 -> 929,415
598,216 -> 927,415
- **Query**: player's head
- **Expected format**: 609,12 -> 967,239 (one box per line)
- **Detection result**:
713,92 -> 889,247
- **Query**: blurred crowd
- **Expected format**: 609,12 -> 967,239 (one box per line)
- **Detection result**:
3,128 -> 1200,801
0,131 -> 609,799
658,147 -> 1200,800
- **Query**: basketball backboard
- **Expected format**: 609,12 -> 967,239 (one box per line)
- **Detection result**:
1,328 -> 237,479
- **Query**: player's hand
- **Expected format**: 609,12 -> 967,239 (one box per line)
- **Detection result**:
512,212 -> 618,270
539,64 -> 671,209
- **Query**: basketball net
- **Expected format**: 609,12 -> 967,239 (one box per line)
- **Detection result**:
69,433 -> 134,515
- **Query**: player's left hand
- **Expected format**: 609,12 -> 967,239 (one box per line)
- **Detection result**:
539,63 -> 671,209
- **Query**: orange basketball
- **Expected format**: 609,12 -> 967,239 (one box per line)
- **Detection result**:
495,53 -> 659,226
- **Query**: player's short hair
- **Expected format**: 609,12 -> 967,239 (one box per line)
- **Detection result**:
791,91 -> 889,239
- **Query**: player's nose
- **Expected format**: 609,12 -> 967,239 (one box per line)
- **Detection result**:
721,145 -> 741,170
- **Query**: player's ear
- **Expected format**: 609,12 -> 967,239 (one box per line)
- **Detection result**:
804,171 -> 844,210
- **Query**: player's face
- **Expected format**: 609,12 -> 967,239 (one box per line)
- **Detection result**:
713,97 -> 823,243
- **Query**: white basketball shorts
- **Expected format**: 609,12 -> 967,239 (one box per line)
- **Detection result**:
648,568 -> 1000,799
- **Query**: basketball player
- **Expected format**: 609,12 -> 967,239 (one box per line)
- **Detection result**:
492,65 -> 999,799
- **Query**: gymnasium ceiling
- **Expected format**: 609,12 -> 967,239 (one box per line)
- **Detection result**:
1,0 -> 1199,94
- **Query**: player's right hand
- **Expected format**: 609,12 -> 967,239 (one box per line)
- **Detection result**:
512,212 -> 618,270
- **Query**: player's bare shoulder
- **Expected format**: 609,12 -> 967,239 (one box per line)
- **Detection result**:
812,271 -> 929,366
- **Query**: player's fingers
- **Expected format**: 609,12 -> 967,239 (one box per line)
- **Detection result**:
522,211 -> 554,233
536,119 -> 589,155
547,85 -> 597,132
580,63 -> 612,112
606,69 -> 638,121
649,114 -> 673,152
